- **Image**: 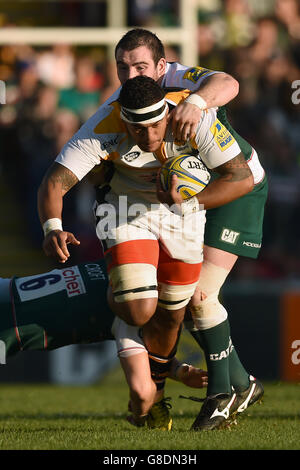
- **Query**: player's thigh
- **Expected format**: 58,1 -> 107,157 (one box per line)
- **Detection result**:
157,247 -> 202,311
203,245 -> 238,271
106,239 -> 160,325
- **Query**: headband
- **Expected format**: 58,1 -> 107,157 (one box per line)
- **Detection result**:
120,98 -> 167,125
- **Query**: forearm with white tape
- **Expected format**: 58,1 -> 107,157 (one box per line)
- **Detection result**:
42,218 -> 63,237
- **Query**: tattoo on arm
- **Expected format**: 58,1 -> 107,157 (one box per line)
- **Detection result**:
216,153 -> 252,182
44,162 -> 79,193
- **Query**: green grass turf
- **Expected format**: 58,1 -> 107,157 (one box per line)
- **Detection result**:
0,368 -> 299,451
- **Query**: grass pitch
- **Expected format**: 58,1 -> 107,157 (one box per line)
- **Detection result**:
0,368 -> 299,451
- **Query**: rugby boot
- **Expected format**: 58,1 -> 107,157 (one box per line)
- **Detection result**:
191,392 -> 237,431
232,375 -> 264,415
147,397 -> 172,431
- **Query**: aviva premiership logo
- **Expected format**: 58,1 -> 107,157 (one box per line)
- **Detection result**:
183,66 -> 211,83
210,119 -> 235,151
220,228 -> 240,245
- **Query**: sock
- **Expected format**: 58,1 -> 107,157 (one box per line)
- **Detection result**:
189,325 -> 250,394
228,348 -> 250,392
147,324 -> 181,391
148,352 -> 175,391
189,319 -> 232,396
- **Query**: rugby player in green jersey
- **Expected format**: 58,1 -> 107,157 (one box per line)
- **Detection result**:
0,259 -> 208,430
113,29 -> 266,430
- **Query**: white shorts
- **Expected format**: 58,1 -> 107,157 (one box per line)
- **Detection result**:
95,194 -> 205,306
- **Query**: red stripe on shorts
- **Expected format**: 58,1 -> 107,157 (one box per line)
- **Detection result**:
105,239 -> 159,271
157,248 -> 202,285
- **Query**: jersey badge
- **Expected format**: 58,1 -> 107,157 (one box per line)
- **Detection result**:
123,151 -> 141,162
210,120 -> 235,151
183,67 -> 211,83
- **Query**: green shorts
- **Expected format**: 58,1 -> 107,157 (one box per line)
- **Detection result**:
204,177 -> 268,259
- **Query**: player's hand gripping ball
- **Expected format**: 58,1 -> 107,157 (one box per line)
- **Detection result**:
160,154 -> 211,199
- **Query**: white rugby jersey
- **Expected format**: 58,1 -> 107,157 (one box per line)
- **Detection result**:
56,89 -> 242,205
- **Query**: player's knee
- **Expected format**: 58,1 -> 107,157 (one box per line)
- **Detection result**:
187,269 -> 227,328
115,298 -> 158,327
155,306 -> 185,329
189,293 -> 228,330
187,260 -> 231,329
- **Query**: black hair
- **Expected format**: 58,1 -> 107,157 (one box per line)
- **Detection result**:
115,28 -> 165,65
119,76 -> 165,110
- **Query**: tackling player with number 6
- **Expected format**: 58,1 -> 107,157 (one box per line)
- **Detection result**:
0,259 -> 208,430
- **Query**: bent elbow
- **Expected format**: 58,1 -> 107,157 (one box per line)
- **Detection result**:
231,77 -> 239,99
222,73 -> 239,100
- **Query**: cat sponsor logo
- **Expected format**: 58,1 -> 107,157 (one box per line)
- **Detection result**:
220,228 -> 240,245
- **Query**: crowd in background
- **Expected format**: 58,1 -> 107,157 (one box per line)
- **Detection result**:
0,0 -> 300,280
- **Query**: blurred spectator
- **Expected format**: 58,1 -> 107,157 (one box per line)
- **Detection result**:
196,21 -> 228,71
223,0 -> 255,47
100,60 -> 120,104
275,0 -> 300,35
127,0 -> 179,27
58,56 -> 103,122
52,108 -> 79,154
36,44 -> 75,89
275,0 -> 300,68
249,17 -> 282,65
165,46 -> 180,63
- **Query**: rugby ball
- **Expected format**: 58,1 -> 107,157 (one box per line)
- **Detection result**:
160,154 -> 210,199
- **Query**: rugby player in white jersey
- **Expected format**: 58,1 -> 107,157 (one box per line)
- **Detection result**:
85,28 -> 265,429
37,72 -> 255,430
